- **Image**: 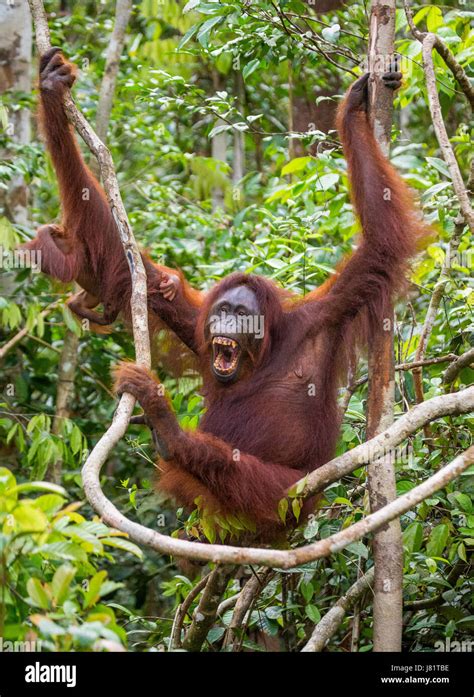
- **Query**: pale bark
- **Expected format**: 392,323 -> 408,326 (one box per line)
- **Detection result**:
90,0 -> 133,178
366,0 -> 402,652
0,300 -> 59,361
28,0 -> 151,546
49,0 -> 133,480
64,389 -> 474,568
96,0 -> 132,142
170,572 -> 211,650
421,35 -> 474,232
223,569 -> 273,649
232,71 -> 245,185
0,0 -> 32,225
49,329 -> 80,484
412,221 -> 464,414
403,0 -> 474,110
443,347 -> 474,386
211,70 -> 227,211
302,568 -> 374,652
182,565 -> 233,651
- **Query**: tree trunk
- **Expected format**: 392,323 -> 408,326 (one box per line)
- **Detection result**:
232,71 -> 245,187
211,70 -> 227,211
0,0 -> 32,225
366,0 -> 403,653
90,0 -> 133,178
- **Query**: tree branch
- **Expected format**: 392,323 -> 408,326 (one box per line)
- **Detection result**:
0,300 -> 59,361
301,567 -> 375,652
170,571 -> 212,651
403,0 -> 474,110
419,33 -> 474,232
181,565 -> 233,652
27,0 -> 152,531
95,0 -> 133,143
223,569 -> 274,650
443,347 -> 474,386
302,387 -> 473,498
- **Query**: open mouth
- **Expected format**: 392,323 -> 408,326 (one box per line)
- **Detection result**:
212,336 -> 241,377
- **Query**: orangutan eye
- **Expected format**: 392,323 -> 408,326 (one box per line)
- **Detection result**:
237,309 -> 246,316
219,303 -> 230,314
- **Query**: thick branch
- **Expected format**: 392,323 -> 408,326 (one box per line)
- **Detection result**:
95,0 -> 132,143
49,328 -> 79,484
170,572 -> 211,650
413,217 -> 465,413
28,0 -> 151,370
223,569 -> 274,650
182,566 -> 233,652
0,300 -> 59,361
443,347 -> 474,386
403,0 -> 474,110
421,34 -> 474,232
302,387 -> 473,498
52,429 -> 474,569
366,0 -> 401,652
301,567 -> 375,652
28,0 -> 152,524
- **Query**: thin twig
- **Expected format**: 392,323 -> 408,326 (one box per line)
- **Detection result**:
170,571 -> 212,650
301,567 -> 375,652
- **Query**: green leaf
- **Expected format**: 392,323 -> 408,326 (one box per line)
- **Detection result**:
426,524 -> 449,557
196,16 -> 222,47
69,425 -> 82,456
34,494 -> 66,514
403,522 -> 423,553
242,59 -> 260,81
62,307 -> 81,335
315,173 -> 339,191
0,467 -> 16,496
13,504 -> 48,532
10,481 -> 67,497
278,497 -> 288,523
292,498 -> 301,522
201,516 -> 216,543
178,23 -> 199,49
305,604 -> 321,623
183,0 -> 200,13
426,6 -> 443,31
52,564 -> 76,606
454,493 -> 472,513
83,571 -> 107,609
27,578 -> 50,609
426,156 -> 451,178
300,581 -> 314,603
101,537 -> 144,559
281,157 -> 312,176
346,541 -> 369,559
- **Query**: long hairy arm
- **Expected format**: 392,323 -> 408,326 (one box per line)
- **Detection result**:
296,72 -> 430,337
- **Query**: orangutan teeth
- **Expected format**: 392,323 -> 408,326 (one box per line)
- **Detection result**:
213,337 -> 238,348
212,336 -> 241,375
